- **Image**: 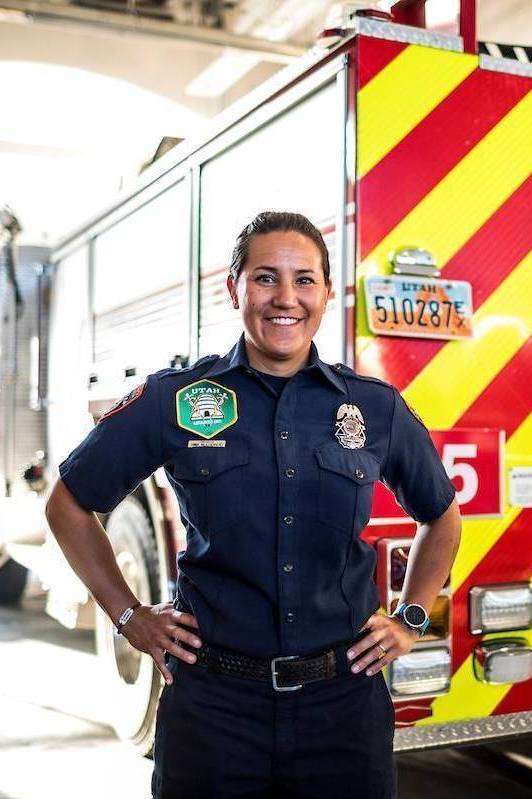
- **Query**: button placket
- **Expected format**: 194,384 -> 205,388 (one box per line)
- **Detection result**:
274,381 -> 301,652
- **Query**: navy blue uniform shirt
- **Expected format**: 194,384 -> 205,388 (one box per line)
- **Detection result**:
59,333 -> 455,657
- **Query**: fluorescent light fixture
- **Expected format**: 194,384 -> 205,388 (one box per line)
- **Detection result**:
185,49 -> 261,98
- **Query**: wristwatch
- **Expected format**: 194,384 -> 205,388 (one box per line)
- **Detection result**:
116,602 -> 141,635
390,602 -> 430,637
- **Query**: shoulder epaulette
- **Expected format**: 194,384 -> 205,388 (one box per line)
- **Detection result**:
332,362 -> 394,390
154,354 -> 220,383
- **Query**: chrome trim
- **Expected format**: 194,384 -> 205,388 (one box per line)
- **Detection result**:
339,18 -> 463,52
393,711 -> 532,752
479,53 -> 532,78
336,54 -> 349,365
271,656 -> 303,692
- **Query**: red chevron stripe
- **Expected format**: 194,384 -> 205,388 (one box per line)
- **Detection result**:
358,68 -> 530,258
492,678 -> 532,715
357,37 -> 408,90
455,342 -> 532,438
451,509 -> 531,672
357,176 -> 532,389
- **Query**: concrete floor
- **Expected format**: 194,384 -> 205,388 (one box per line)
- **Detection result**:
0,592 -> 530,799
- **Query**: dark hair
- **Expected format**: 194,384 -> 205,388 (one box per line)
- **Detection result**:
229,211 -> 331,284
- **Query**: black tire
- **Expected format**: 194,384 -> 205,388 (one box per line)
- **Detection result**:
95,495 -> 164,756
0,557 -> 28,605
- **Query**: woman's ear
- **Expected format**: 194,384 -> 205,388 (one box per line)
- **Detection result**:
226,274 -> 239,309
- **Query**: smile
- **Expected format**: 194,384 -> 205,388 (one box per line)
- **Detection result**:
266,317 -> 303,326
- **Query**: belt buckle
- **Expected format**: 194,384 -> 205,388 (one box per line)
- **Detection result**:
271,655 -> 303,692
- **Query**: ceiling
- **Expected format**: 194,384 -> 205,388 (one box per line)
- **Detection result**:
0,0 -> 530,246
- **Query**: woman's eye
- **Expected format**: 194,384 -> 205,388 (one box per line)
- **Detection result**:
257,274 -> 275,283
297,277 -> 314,284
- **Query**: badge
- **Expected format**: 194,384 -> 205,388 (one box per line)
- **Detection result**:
335,403 -> 366,449
176,380 -> 238,439
99,383 -> 145,423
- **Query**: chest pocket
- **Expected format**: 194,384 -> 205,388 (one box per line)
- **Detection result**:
314,443 -> 380,533
172,443 -> 249,534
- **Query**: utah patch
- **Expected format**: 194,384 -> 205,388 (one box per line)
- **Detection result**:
176,379 -> 237,439
99,383 -> 145,423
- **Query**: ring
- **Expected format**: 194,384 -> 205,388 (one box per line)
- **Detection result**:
377,643 -> 387,659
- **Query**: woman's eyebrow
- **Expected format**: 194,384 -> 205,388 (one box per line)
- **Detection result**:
254,265 -> 316,273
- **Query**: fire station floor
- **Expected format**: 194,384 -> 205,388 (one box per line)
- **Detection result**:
0,591 -> 530,799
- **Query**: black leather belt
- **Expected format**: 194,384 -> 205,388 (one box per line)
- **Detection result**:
177,639 -> 359,692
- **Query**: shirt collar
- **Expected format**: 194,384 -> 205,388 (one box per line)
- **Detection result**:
202,332 -> 347,394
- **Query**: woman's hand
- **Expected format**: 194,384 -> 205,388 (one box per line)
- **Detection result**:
347,613 -> 420,676
120,601 -> 202,685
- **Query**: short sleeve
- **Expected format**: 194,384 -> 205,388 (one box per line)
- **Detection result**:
381,388 -> 456,524
58,373 -> 163,514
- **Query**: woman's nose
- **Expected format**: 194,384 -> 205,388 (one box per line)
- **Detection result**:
273,282 -> 298,306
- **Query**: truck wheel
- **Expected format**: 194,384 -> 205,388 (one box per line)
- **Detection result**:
95,495 -> 163,756
0,557 -> 28,605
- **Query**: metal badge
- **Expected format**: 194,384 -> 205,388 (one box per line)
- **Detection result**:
335,403 -> 366,449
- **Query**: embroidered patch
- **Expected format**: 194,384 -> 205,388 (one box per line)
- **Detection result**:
176,380 -> 237,439
335,403 -> 366,449
99,383 -> 145,423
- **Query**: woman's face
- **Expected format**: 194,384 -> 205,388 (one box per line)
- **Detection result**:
226,230 -> 332,370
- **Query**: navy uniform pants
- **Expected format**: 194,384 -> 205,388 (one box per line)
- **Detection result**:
151,642 -> 398,799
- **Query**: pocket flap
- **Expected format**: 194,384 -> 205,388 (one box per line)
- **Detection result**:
314,443 -> 380,484
173,442 -> 249,482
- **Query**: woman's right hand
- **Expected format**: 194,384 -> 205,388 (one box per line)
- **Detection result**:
120,601 -> 202,684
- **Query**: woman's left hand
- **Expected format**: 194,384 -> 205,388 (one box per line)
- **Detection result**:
347,613 -> 421,676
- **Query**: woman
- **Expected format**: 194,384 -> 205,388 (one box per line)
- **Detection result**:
46,211 -> 461,798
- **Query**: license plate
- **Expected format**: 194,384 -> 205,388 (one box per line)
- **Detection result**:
364,276 -> 473,340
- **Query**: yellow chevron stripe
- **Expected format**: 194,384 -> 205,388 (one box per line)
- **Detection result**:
357,46 -> 476,178
356,93 -> 532,348
452,414 -> 532,591
416,417 -> 532,724
402,253 -> 532,428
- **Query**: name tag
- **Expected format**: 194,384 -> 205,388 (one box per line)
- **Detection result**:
187,440 -> 226,448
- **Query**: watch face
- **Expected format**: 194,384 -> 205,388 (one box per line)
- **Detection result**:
404,604 -> 426,627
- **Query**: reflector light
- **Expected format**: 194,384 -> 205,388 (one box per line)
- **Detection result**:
473,639 -> 532,684
389,648 -> 451,696
469,583 -> 532,634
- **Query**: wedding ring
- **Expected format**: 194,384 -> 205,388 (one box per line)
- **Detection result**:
377,643 -> 387,659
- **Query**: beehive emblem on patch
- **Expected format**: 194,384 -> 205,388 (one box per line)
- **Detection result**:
176,379 -> 238,439
335,403 -> 366,449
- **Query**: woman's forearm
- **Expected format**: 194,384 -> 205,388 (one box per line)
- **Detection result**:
45,478 -> 140,625
397,498 -> 462,614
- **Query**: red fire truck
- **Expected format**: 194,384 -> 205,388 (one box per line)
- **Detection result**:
1,0 -> 531,754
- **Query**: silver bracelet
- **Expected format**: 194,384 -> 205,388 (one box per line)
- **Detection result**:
116,602 -> 141,634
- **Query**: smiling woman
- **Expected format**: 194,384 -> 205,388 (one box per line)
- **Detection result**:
46,209 -> 460,799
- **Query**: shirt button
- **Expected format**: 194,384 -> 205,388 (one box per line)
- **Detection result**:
286,612 -> 296,623
279,431 -> 289,440
283,515 -> 294,525
283,564 -> 294,573
354,468 -> 365,479
285,468 -> 296,478
199,467 -> 210,476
